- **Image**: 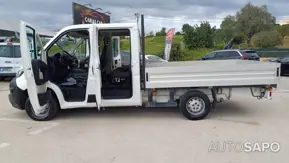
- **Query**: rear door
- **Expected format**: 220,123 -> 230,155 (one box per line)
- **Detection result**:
20,21 -> 49,115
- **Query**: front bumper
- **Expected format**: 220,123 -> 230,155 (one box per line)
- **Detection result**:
8,77 -> 27,110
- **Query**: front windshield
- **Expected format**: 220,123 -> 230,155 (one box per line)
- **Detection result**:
47,31 -> 89,60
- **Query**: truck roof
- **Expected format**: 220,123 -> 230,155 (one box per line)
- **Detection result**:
59,23 -> 138,33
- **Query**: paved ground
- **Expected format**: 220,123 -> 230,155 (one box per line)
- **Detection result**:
0,78 -> 289,163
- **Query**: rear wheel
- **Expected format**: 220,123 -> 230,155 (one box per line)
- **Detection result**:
179,90 -> 211,120
25,92 -> 60,121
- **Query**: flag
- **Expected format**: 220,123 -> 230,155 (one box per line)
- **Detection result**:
163,28 -> 175,61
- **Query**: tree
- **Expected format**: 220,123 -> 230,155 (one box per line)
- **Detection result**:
175,31 -> 182,35
147,31 -> 154,37
155,27 -> 167,36
236,3 -> 276,47
253,30 -> 283,48
182,21 -> 216,49
277,24 -> 289,38
169,43 -> 183,61
219,15 -> 238,42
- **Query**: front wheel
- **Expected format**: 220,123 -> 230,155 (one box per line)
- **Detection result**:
25,93 -> 60,121
179,90 -> 211,120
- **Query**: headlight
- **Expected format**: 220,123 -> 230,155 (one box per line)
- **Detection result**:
16,69 -> 24,77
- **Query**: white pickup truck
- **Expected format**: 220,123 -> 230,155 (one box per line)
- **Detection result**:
8,18 -> 280,121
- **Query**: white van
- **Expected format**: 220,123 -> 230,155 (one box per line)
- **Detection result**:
0,42 -> 21,80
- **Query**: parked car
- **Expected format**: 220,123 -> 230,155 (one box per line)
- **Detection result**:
120,51 -> 166,66
268,56 -> 289,76
143,55 -> 167,63
201,49 -> 260,61
267,58 -> 278,62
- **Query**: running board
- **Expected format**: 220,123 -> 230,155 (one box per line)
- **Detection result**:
145,102 -> 178,108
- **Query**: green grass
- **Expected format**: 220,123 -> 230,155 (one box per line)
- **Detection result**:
120,35 -> 210,60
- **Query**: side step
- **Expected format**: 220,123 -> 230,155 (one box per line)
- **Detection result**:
145,102 -> 178,108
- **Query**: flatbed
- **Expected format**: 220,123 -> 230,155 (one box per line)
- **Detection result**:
145,60 -> 279,88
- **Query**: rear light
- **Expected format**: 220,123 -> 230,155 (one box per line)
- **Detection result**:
269,91 -> 272,97
7,42 -> 13,46
242,56 -> 248,60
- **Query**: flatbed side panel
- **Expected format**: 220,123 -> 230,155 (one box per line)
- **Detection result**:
145,60 -> 280,89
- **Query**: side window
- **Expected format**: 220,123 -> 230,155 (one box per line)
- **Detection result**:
215,52 -> 226,58
229,51 -> 240,57
216,51 -> 239,58
205,52 -> 216,59
46,30 -> 90,60
25,26 -> 37,59
14,46 -> 21,58
112,37 -> 120,58
98,29 -> 131,65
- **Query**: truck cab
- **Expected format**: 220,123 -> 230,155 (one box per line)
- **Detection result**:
9,21 -> 142,120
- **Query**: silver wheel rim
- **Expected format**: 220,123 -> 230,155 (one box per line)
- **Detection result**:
186,97 -> 205,116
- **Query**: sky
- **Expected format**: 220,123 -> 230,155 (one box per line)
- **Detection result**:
0,0 -> 289,33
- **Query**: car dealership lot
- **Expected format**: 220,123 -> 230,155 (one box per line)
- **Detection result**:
0,78 -> 289,163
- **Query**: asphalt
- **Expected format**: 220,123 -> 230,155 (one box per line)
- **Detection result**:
0,77 -> 289,163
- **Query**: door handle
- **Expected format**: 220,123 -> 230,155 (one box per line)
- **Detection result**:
91,66 -> 94,75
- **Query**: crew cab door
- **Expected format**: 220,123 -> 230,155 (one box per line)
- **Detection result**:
20,21 -> 49,115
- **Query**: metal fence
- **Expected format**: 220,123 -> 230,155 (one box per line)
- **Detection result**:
252,48 -> 289,58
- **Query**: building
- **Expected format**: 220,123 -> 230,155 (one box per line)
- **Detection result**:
0,17 -> 55,40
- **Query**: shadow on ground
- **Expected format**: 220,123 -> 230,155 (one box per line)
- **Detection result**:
44,101 -> 254,121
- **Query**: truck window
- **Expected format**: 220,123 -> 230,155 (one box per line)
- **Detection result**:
25,26 -> 38,59
0,45 -> 13,58
47,30 -> 89,60
98,29 -> 131,66
112,38 -> 118,57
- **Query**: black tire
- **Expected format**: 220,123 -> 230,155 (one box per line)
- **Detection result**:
0,77 -> 5,81
179,90 -> 211,120
25,92 -> 60,121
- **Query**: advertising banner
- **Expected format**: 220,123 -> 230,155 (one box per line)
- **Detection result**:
163,28 -> 175,61
72,2 -> 110,24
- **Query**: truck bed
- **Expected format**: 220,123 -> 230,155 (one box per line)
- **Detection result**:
145,60 -> 280,88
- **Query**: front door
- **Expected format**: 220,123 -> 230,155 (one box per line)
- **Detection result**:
20,21 -> 49,115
